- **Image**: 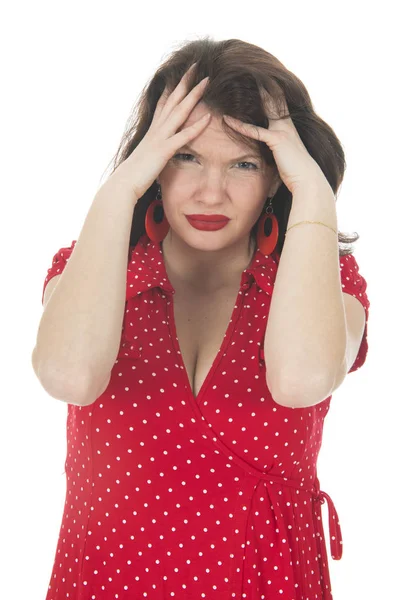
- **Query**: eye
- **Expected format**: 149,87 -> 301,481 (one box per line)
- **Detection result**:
237,161 -> 259,170
173,153 -> 196,162
173,154 -> 259,170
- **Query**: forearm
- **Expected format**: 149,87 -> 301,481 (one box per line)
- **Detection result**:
264,180 -> 347,404
33,177 -> 138,402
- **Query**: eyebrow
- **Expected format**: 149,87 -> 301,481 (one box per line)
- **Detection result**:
178,144 -> 262,162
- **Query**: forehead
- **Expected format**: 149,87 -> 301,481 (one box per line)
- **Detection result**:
180,102 -> 258,153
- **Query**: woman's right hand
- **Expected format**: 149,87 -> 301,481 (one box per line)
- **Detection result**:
109,63 -> 211,199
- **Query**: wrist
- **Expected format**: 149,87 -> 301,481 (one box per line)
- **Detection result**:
291,171 -> 335,199
288,178 -> 338,232
99,171 -> 140,204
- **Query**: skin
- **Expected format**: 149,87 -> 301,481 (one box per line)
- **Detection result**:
157,101 -> 281,293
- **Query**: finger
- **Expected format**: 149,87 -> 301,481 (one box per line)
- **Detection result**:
154,62 -> 198,120
153,83 -> 172,120
160,76 -> 209,135
174,75 -> 209,117
259,81 -> 289,120
167,112 -> 211,154
223,115 -> 289,151
259,86 -> 281,120
259,89 -> 296,134
160,63 -> 201,117
223,115 -> 270,144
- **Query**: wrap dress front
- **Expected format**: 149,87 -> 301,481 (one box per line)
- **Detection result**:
42,233 -> 370,599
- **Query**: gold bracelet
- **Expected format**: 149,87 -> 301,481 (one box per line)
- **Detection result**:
286,220 -> 338,236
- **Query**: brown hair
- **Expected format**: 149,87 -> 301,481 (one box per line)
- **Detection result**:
103,36 -> 359,257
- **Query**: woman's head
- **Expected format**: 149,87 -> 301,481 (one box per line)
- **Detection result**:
105,36 -> 359,256
156,100 -> 281,257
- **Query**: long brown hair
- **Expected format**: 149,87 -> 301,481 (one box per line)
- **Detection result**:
102,36 -> 359,257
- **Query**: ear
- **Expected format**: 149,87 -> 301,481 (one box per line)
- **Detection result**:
270,176 -> 282,198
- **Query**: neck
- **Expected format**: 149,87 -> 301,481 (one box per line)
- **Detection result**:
160,232 -> 257,292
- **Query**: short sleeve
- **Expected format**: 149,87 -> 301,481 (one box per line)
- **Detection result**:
339,252 -> 370,373
42,240 -> 77,305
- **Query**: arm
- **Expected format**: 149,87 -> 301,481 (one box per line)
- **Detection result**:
32,176 -> 138,406
264,180 -> 347,408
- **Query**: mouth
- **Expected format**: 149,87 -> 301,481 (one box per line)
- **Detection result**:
185,216 -> 230,231
186,214 -> 230,223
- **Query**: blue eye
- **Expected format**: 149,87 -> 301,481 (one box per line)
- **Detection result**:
173,154 -> 258,170
174,153 -> 195,162
237,161 -> 258,170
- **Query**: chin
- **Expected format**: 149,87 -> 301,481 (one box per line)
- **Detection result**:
172,227 -> 227,250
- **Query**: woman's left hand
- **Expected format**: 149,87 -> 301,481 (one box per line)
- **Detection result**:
222,86 -> 329,196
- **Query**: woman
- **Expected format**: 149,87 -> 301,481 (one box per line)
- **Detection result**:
34,37 -> 370,599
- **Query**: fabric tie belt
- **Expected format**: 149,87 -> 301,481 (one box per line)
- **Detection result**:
185,393 -> 343,596
187,396 -> 343,561
255,470 -> 343,561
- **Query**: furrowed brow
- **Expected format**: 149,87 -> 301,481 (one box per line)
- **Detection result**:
178,144 -> 261,162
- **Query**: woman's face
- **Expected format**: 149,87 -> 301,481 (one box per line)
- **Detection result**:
157,101 -> 279,253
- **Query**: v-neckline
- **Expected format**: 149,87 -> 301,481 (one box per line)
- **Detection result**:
165,284 -> 247,404
157,237 -> 261,403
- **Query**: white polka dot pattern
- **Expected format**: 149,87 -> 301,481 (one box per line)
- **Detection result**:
41,235 -> 369,599
338,252 -> 370,372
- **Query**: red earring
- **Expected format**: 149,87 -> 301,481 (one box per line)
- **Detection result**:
256,196 -> 279,256
145,185 -> 170,242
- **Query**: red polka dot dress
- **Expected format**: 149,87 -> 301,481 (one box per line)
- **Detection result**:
42,233 -> 370,600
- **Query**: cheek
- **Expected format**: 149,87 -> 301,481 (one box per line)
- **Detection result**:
162,169 -> 194,191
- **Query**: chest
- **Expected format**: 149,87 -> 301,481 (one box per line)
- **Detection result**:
172,286 -> 240,399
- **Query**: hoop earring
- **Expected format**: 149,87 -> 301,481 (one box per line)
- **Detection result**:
256,195 -> 279,256
145,184 -> 170,242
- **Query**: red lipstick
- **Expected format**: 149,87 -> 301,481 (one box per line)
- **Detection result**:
185,214 -> 230,231
186,214 -> 229,222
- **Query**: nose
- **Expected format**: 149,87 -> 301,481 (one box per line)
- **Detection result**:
196,170 -> 228,205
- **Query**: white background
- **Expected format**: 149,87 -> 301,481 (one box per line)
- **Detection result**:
1,1 -> 398,598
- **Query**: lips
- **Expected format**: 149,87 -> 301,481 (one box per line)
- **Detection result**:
186,214 -> 229,222
185,216 -> 229,231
